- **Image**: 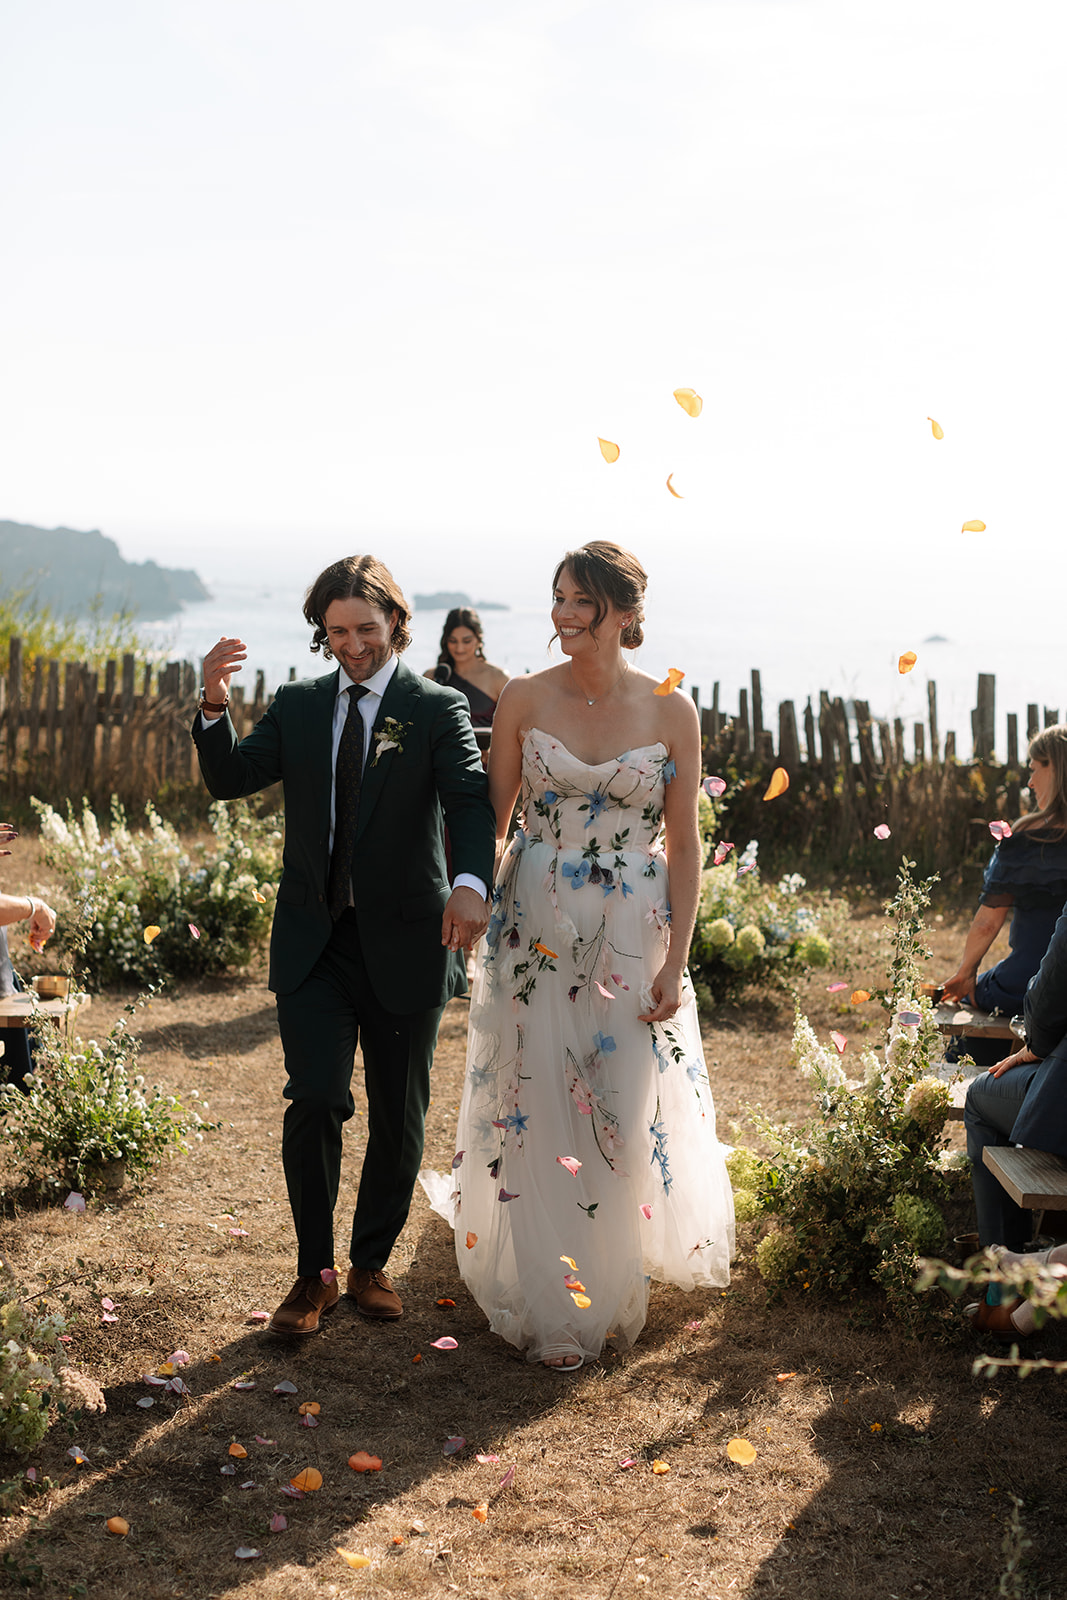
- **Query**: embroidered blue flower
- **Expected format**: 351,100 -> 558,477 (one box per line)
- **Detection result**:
594,1032 -> 616,1055
649,1117 -> 673,1193
504,1109 -> 530,1133
620,879 -> 634,898
651,1034 -> 668,1074
543,790 -> 558,804
583,789 -> 608,827
562,859 -> 590,889
663,759 -> 677,784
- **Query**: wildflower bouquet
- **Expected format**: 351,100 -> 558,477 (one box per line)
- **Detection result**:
0,998 -> 209,1192
730,861 -> 963,1319
33,796 -> 281,985
0,1265 -> 68,1454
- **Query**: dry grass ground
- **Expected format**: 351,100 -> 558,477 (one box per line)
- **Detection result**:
1,895 -> 1065,1600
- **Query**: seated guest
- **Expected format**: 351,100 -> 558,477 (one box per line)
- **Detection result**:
941,725 -> 1067,1065
964,898 -> 1067,1264
0,872 -> 58,1091
425,608 -> 509,728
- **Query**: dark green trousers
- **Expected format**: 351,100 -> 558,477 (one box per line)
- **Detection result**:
276,909 -> 445,1276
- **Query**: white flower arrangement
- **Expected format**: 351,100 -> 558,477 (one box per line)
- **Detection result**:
372,717 -> 413,765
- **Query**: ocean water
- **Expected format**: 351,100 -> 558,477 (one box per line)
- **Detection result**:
143,569 -> 1066,764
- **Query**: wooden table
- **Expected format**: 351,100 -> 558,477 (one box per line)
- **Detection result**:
0,993 -> 90,1028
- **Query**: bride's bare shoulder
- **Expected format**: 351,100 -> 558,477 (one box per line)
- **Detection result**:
496,665 -> 567,712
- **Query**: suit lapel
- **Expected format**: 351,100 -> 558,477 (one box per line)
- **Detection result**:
355,659 -> 423,841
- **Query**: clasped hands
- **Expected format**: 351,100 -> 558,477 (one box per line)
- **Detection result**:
441,886 -> 489,953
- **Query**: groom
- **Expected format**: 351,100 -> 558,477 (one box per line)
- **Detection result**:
193,555 -> 495,1334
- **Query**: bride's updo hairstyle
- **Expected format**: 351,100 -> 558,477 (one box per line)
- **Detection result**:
553,541 -> 647,649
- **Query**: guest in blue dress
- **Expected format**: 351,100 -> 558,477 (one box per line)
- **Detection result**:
941,725 -> 1067,1063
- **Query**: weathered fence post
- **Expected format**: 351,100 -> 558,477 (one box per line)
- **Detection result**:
778,701 -> 800,772
974,674 -> 996,760
1046,707 -> 1060,728
1007,713 -> 1019,768
927,680 -> 939,766
1027,704 -> 1040,740
736,689 -> 750,758
6,636 -> 21,766
750,670 -> 763,739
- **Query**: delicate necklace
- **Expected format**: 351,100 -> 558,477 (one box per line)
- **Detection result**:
571,662 -> 627,707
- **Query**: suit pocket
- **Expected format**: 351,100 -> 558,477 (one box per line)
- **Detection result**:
276,879 -> 308,907
401,889 -> 447,922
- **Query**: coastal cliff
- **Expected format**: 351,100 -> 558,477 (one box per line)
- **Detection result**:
0,520 -> 209,619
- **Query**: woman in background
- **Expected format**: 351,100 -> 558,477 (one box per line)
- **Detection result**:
941,724 -> 1067,1062
425,608 -> 508,728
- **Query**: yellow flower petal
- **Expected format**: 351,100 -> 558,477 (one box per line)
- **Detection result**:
673,387 -> 703,418
597,437 -> 620,463
143,925 -> 161,945
927,417 -> 944,439
252,889 -> 267,903
654,668 -> 685,697
961,519 -> 986,533
666,473 -> 684,499
337,1549 -> 371,1568
898,651 -> 917,674
651,1459 -> 671,1474
570,1292 -> 592,1309
560,1255 -> 578,1270
762,767 -> 789,801
727,1437 -> 757,1465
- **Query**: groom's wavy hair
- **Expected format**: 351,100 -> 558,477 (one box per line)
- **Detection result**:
551,541 -> 647,650
304,556 -> 413,657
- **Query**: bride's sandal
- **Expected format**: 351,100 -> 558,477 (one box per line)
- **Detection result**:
542,1353 -> 584,1371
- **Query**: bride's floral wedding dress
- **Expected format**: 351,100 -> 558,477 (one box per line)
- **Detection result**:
449,727 -> 734,1365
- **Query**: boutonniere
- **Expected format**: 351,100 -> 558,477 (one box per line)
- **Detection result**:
372,717 -> 412,765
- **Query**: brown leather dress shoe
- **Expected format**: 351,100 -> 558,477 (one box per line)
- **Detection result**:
268,1275 -> 340,1336
347,1267 -> 403,1320
973,1294 -> 1028,1341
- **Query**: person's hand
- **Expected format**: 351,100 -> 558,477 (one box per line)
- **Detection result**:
0,822 -> 16,856
441,886 -> 489,952
638,965 -> 685,1024
202,637 -> 247,708
990,1045 -> 1040,1079
940,968 -> 977,1005
28,897 -> 56,952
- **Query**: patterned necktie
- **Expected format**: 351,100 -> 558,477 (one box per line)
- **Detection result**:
327,684 -> 370,920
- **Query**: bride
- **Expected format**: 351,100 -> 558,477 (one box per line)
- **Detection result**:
448,541 -> 734,1368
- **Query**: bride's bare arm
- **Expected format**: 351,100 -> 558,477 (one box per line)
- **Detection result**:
639,694 -> 703,1023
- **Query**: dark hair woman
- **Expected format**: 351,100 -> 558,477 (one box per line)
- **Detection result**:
424,607 -> 509,728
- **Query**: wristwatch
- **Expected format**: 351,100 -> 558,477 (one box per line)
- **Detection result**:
197,690 -> 230,715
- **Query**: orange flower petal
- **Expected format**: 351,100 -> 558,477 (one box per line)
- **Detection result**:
348,1452 -> 383,1473
143,925 -> 161,945
898,651 -> 917,674
337,1549 -> 371,1568
597,437 -> 620,463
726,1437 -> 757,1465
666,473 -> 683,499
298,1402 -> 321,1416
291,1468 -> 323,1492
570,1292 -> 592,1309
252,889 -> 267,903
850,990 -> 870,1005
472,1502 -> 489,1523
927,417 -> 944,439
763,767 -> 789,802
106,1517 -> 130,1536
412,1353 -> 422,1363
560,1255 -> 578,1270
466,1232 -> 478,1250
776,1372 -> 796,1383
533,942 -> 558,959
673,387 -> 703,418
228,1443 -> 248,1458
961,519 -> 986,533
651,1460 -> 670,1474
653,668 -> 685,697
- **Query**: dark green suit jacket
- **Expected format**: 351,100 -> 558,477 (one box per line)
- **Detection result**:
192,659 -> 496,1013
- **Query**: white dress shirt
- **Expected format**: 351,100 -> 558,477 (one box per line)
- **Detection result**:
204,655 -> 486,901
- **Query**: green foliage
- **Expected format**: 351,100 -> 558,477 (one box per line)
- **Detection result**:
689,837 -> 845,1008
33,796 -> 282,986
0,1265 -> 68,1455
0,586 -> 152,683
732,861 -> 963,1320
0,997 -> 212,1192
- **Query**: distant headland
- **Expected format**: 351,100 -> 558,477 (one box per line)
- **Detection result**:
0,520 -> 209,620
413,591 -> 508,611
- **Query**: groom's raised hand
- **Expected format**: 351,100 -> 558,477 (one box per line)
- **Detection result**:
202,636 -> 248,710
441,886 -> 489,952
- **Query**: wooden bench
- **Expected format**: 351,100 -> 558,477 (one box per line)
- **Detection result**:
932,1002 -> 1021,1042
0,992 -> 90,1029
983,1145 -> 1067,1236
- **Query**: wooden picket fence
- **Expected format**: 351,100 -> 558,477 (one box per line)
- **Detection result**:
0,640 -> 1060,878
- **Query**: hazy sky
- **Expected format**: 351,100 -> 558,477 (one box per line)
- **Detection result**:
1,1 -> 1063,626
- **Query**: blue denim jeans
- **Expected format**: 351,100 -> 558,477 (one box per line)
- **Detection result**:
964,1065 -> 1040,1249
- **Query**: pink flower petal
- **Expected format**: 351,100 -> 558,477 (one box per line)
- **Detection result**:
713,841 -> 734,866
499,1465 -> 516,1489
639,1202 -> 653,1220
830,1032 -> 847,1054
989,819 -> 1013,841
475,1454 -> 500,1464
270,1514 -> 288,1533
619,1457 -> 638,1470
319,1268 -> 338,1285
100,1297 -> 115,1311
228,1228 -> 249,1238
431,1337 -> 458,1351
169,1350 -> 190,1365
442,1435 -> 466,1456
873,824 -> 891,840
556,1156 -> 582,1176
497,1188 -> 520,1201
826,982 -> 848,993
684,1320 -> 702,1331
234,1547 -> 260,1560
452,1151 -> 465,1169
24,1469 -> 37,1482
220,1463 -> 237,1476
300,1412 -> 319,1428
143,1374 -> 168,1386
166,1377 -> 190,1395
594,981 -> 615,1000
234,1379 -> 256,1391
279,1485 -> 305,1499
703,776 -> 727,798
610,974 -> 630,989
239,1479 -> 257,1490
136,1397 -> 154,1409
189,924 -> 201,939
896,1011 -> 922,1027
255,1435 -> 275,1446
64,1192 -> 86,1213
248,1311 -> 271,1323
101,1313 -> 119,1324
273,1380 -> 298,1395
